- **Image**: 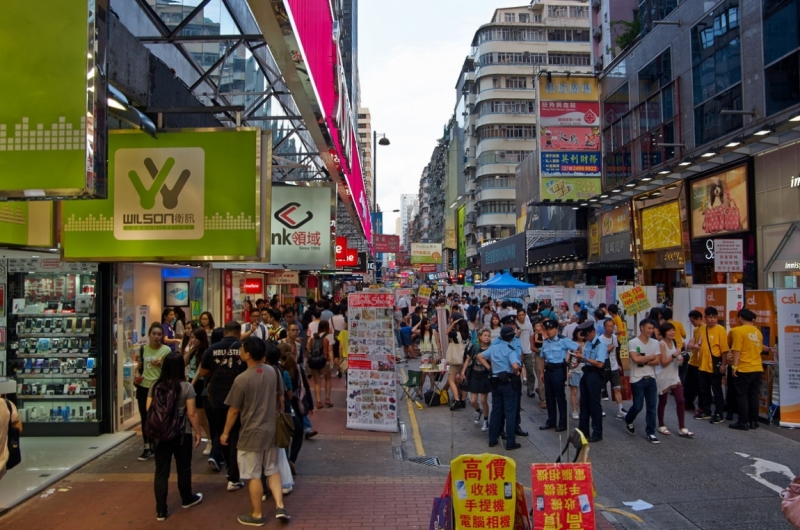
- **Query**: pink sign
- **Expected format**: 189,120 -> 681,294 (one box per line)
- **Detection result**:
539,101 -> 601,127
540,126 -> 601,152
285,0 -> 372,242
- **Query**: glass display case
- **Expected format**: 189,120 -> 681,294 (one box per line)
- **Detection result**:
5,260 -> 104,435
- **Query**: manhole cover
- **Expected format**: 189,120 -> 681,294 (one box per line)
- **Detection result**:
409,456 -> 441,467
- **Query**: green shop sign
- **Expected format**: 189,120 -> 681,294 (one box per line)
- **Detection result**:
0,0 -> 108,199
0,202 -> 54,247
62,129 -> 265,261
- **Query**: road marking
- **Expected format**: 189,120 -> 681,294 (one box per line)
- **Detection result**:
400,368 -> 426,457
735,452 -> 796,494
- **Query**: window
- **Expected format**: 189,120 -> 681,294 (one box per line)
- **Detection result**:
505,76 -> 526,89
518,13 -> 529,23
357,113 -> 367,119
547,53 -> 591,66
477,150 -> 534,166
547,28 -> 590,42
694,84 -> 743,146
504,12 -> 515,22
638,48 -> 672,100
478,100 -> 536,115
765,51 -> 800,115
763,0 -> 800,115
481,52 -> 545,66
519,28 -> 546,41
477,125 -> 536,141
548,6 -> 568,17
569,6 -> 589,18
603,82 -> 630,128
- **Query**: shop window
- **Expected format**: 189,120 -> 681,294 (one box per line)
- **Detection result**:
765,51 -> 800,115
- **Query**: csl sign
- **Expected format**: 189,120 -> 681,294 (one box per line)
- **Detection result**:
270,186 -> 333,266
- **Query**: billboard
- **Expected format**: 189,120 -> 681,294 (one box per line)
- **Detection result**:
540,76 -> 600,102
540,178 -> 601,201
641,201 -> 682,251
601,208 -> 630,236
457,205 -> 467,270
410,243 -> 443,264
62,129 -> 263,261
690,165 -> 749,239
541,152 -> 602,177
373,234 -> 399,253
271,185 -> 334,266
0,0 -> 107,199
540,126 -> 601,152
539,101 -> 601,127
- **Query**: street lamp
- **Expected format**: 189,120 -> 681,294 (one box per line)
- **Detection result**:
373,132 -> 390,211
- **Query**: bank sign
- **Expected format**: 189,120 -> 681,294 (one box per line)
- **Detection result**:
62,129 -> 263,261
270,185 -> 333,266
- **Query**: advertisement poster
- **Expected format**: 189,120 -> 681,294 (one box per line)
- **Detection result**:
540,76 -> 599,102
411,243 -> 443,264
346,291 -> 397,432
746,290 -> 777,353
776,290 -> 800,427
137,305 -> 149,345
417,286 -> 431,306
601,208 -> 630,236
539,101 -> 600,127
641,201 -> 682,251
451,454 -> 516,530
271,185 -> 333,266
705,287 -> 727,318
690,166 -> 749,238
606,276 -> 617,307
619,286 -> 652,315
540,126 -> 600,152
531,463 -> 595,530
540,178 -> 601,201
589,220 -> 600,258
541,152 -> 602,177
373,234 -> 400,253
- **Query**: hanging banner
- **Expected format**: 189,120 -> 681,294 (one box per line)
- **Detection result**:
451,454 -> 516,530
0,0 -> 108,199
539,101 -> 600,127
601,208 -> 630,236
619,286 -> 651,314
777,290 -> 800,427
540,126 -> 600,152
540,76 -> 599,102
531,463 -> 595,530
540,177 -> 602,201
373,234 -> 400,253
540,153 -> 602,177
270,185 -> 334,266
606,276 -> 617,307
266,271 -> 299,285
62,129 -> 264,261
411,243 -> 443,264
346,291 -> 397,432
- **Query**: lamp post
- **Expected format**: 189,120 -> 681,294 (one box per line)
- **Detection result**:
373,132 -> 390,211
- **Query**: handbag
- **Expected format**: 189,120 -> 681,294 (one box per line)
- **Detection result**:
272,366 -> 294,449
781,477 -> 800,529
5,399 -> 21,470
277,447 -> 294,494
429,473 -> 453,530
445,340 -> 465,366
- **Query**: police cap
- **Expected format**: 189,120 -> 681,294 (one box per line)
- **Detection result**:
542,319 -> 558,330
500,326 -> 516,341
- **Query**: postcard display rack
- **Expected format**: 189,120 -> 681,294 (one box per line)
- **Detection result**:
346,291 -> 398,432
3,258 -> 103,436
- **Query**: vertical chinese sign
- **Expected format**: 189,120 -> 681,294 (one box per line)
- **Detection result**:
531,463 -> 595,530
346,291 -> 397,432
451,454 -> 516,529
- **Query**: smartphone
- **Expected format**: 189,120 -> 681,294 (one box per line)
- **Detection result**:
76,358 -> 86,371
64,318 -> 75,332
43,318 -> 53,330
51,338 -> 60,351
35,318 -> 43,330
504,482 -> 513,500
24,318 -> 34,331
82,317 -> 92,333
74,318 -> 83,333
536,496 -> 545,511
86,358 -> 95,371
53,318 -> 64,333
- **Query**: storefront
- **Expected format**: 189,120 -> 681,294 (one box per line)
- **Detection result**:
587,206 -> 635,285
478,233 -> 527,276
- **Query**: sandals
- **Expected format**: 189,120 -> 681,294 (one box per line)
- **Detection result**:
316,403 -> 324,410
325,400 -> 333,408
678,428 -> 694,438
657,426 -> 671,435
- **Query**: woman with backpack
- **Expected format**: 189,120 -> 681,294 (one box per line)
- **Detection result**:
136,323 -> 171,462
306,320 -> 334,408
146,352 -> 203,521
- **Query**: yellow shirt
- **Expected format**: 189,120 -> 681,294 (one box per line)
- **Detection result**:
689,327 -> 701,366
730,324 -> 763,373
612,314 -> 625,337
338,329 -> 349,359
669,320 -> 687,351
697,324 -> 729,373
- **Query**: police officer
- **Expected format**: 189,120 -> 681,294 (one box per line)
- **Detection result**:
539,319 -> 579,431
494,315 -> 529,438
477,325 -> 522,450
575,320 -> 607,442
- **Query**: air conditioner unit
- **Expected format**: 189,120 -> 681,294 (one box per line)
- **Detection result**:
593,26 -> 602,40
593,57 -> 603,71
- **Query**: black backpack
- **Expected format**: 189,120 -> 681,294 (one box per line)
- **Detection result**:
308,336 -> 327,370
144,383 -> 183,442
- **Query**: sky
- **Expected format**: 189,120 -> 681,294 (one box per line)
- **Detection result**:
359,1 -> 520,234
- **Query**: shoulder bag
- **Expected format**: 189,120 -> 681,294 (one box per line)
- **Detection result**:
5,399 -> 21,470
781,477 -> 800,530
445,338 -> 466,366
272,366 -> 294,449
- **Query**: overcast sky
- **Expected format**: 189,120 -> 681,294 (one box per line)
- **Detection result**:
359,1 -> 518,234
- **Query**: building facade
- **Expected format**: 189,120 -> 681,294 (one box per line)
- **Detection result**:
400,193 -> 417,249
357,107 -> 373,209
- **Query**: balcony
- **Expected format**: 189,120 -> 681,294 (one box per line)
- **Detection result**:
476,187 -> 516,201
476,112 -> 537,129
476,212 -> 515,228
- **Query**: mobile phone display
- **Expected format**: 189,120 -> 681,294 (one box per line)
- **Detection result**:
43,318 -> 53,330
86,358 -> 95,371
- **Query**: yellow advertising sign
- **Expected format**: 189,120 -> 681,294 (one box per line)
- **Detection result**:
589,220 -> 600,256
540,76 -> 599,102
619,286 -> 652,315
601,208 -> 630,236
540,178 -> 601,202
641,201 -> 682,251
451,454 -> 516,529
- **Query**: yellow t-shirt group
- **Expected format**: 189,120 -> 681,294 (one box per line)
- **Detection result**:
693,324 -> 729,373
729,324 -> 763,373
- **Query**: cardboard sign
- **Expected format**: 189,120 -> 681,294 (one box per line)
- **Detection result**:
531,463 -> 595,530
451,454 -> 516,530
619,286 -> 651,315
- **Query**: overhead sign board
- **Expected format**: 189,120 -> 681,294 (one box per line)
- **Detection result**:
539,101 -> 600,127
266,271 -> 299,285
62,129 -> 264,261
270,185 -> 334,266
410,243 -> 443,264
373,234 -> 399,253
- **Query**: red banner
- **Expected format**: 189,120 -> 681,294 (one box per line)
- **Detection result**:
539,101 -> 600,127
413,263 -> 437,272
396,252 -> 411,267
348,292 -> 395,308
531,463 -> 595,530
223,270 -> 233,324
373,234 -> 400,253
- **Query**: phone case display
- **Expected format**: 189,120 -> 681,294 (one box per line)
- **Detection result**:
346,291 -> 397,433
5,260 -> 101,431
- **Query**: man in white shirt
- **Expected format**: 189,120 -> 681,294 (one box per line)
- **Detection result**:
598,319 -> 623,417
623,318 -> 661,443
516,309 -> 536,397
397,295 -> 410,317
562,316 -> 579,341
481,304 -> 494,328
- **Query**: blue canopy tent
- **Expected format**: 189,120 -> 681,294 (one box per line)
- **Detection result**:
476,272 -> 534,300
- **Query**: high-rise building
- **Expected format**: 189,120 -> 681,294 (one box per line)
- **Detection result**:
461,1 -> 592,266
340,0 -> 360,128
400,193 -> 417,248
357,107 -> 374,209
590,0 -> 637,72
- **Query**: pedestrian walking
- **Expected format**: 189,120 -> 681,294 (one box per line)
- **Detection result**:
147,353 -> 204,521
597,319 -> 624,419
186,327 -> 213,455
221,338 -> 290,525
575,320 -> 606,442
539,319 -> 578,432
516,309 -> 535,392
445,315 -> 470,410
656,323 -> 693,438
462,328 -> 492,431
477,326 -> 522,450
624,319 -> 661,443
136,323 -> 171,461
567,326 -> 584,421
306,320 -> 334,408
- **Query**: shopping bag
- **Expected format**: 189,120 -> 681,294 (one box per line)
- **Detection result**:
429,472 -> 453,530
277,448 -> 294,494
514,482 -> 531,530
781,477 -> 800,529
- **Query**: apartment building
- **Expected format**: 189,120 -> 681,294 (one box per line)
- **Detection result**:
357,108 -> 373,209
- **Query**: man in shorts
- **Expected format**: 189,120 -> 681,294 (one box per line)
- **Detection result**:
598,318 -> 624,418
221,338 -> 290,525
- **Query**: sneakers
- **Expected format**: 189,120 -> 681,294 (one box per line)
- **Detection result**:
238,513 -> 267,526
626,423 -> 636,435
276,507 -> 291,521
227,481 -> 245,491
182,493 -> 203,509
616,411 -> 626,419
474,408 -> 483,424
710,414 -> 724,425
481,420 -> 489,432
572,411 -> 579,420
522,378 -> 527,386
208,458 -> 222,472
156,508 -> 168,522
304,430 -> 318,440
646,434 -> 660,444
282,486 -> 293,495
729,422 -> 749,431
202,440 -> 212,456
138,447 -> 154,461
694,412 -> 711,420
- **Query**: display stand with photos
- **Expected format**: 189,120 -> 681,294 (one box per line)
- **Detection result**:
346,291 -> 398,432
3,259 -> 104,436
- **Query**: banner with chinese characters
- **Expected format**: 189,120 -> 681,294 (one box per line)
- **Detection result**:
373,234 -> 400,253
540,76 -> 599,102
531,463 -> 595,530
346,291 -> 397,432
776,290 -> 800,427
271,184 -> 334,266
417,286 -> 431,306
540,126 -> 600,152
539,101 -> 600,127
541,152 -> 602,177
451,454 -> 516,529
619,286 -> 652,315
540,177 -> 601,201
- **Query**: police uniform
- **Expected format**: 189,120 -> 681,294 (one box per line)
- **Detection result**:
481,326 -> 522,450
494,316 -> 527,437
577,321 -> 607,442
540,320 -> 579,431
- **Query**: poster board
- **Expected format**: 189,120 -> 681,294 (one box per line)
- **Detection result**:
531,463 -> 595,530
346,291 -> 397,432
451,454 -> 516,529
776,290 -> 800,428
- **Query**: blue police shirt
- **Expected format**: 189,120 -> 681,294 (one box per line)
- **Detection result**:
541,336 -> 580,364
583,337 -> 608,365
481,341 -> 520,375
492,336 -> 522,358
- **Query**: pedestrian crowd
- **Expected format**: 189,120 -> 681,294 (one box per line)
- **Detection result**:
134,297 -> 349,525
